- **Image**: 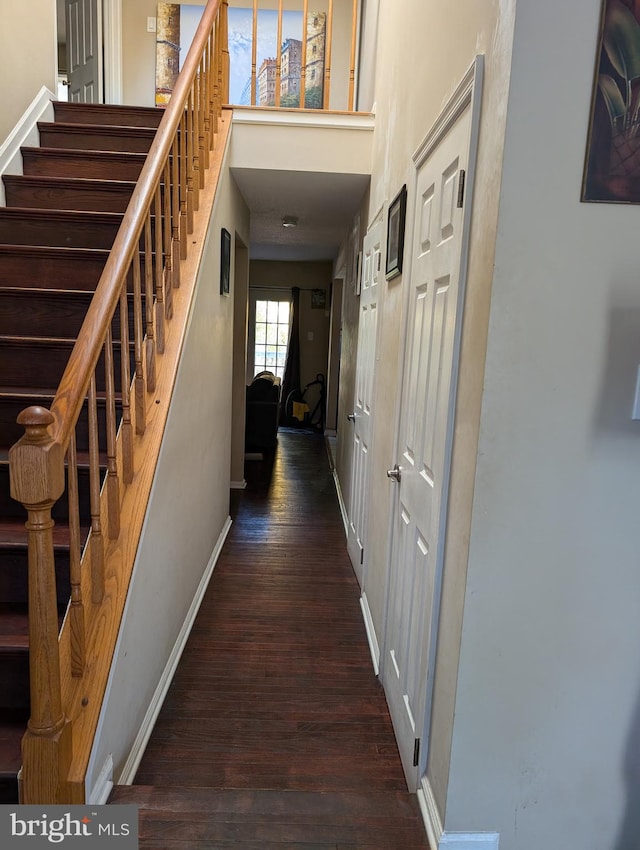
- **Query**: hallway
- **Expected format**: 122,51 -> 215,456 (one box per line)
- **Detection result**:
111,429 -> 429,848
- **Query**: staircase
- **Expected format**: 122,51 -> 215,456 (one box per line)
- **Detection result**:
0,100 -> 163,803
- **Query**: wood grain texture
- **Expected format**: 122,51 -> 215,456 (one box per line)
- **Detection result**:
120,429 -> 429,848
55,112 -> 233,798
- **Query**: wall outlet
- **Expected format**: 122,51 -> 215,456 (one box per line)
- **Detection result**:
147,16 -> 157,33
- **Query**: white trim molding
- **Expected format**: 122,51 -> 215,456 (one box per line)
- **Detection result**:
0,86 -> 55,204
418,777 -> 444,850
117,517 -> 232,785
418,777 -> 499,850
88,754 -> 114,805
230,479 -> 247,490
332,469 -> 349,536
440,833 -> 499,849
103,0 -> 123,104
360,592 -> 380,674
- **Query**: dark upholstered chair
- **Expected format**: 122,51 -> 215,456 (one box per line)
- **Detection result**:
245,371 -> 282,451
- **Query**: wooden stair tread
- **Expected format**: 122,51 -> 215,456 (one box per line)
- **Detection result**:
0,608 -> 29,641
0,713 -> 25,775
39,121 -> 157,136
0,518 -> 73,548
22,147 -> 148,163
52,102 -> 163,128
0,384 -> 118,400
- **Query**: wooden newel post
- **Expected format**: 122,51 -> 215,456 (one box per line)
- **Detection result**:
8,407 -> 72,803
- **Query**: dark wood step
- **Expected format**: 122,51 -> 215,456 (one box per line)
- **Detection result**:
3,175 -> 136,213
108,786 -> 427,849
53,101 -> 163,128
0,386 -> 123,453
0,246 -> 108,290
38,122 -> 156,154
0,208 -> 124,250
0,709 -> 26,803
0,287 -> 139,339
0,610 -> 30,711
0,519 -> 72,607
0,449 -> 103,523
0,335 -> 132,391
0,246 -> 154,292
22,148 -> 147,181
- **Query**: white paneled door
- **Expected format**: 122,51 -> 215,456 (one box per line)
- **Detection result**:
382,70 -> 479,788
346,216 -> 383,587
66,0 -> 103,103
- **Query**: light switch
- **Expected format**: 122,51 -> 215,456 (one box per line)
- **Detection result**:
307,331 -> 314,341
147,16 -> 157,32
632,365 -> 640,420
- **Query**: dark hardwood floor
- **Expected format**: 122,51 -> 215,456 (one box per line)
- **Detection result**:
110,429 -> 429,849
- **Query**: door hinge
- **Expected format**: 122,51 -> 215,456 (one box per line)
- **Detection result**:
457,169 -> 466,208
413,738 -> 420,767
360,547 -> 364,565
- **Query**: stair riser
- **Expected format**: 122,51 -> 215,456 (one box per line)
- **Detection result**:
0,341 -> 132,391
0,396 -> 122,454
0,290 -> 140,340
0,548 -> 70,607
22,150 -> 146,182
0,250 -> 154,292
1,462 -> 96,524
38,124 -> 155,154
3,177 -> 136,213
0,215 -> 120,250
0,213 -> 159,251
52,102 -> 163,128
0,651 -> 29,711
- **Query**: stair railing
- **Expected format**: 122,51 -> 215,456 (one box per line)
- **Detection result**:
8,0 -> 229,805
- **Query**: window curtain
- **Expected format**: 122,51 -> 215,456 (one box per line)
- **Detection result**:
280,286 -> 301,424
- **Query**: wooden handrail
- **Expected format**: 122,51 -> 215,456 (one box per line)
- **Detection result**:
8,0 -> 226,804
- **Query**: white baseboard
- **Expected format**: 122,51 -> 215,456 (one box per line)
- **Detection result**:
332,469 -> 348,537
88,754 -> 114,805
0,86 -> 55,204
230,479 -> 247,489
418,777 -> 444,849
359,591 -> 380,675
440,834 -> 499,849
418,777 -> 499,850
117,516 -> 232,785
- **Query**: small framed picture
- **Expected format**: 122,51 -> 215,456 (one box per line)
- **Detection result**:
356,251 -> 363,295
311,288 -> 326,309
385,184 -> 407,280
220,227 -> 231,295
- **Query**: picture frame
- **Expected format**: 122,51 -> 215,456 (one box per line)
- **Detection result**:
310,288 -> 326,309
582,0 -> 640,203
385,184 -> 407,279
220,228 -> 231,295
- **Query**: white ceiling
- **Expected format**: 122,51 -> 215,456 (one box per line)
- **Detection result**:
231,167 -> 370,261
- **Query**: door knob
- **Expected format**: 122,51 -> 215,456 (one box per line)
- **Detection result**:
347,412 -> 356,422
387,464 -> 401,482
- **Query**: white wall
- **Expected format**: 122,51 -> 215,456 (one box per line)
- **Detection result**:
445,1 -> 640,848
334,0 -> 516,821
0,0 -> 57,143
86,143 -> 250,795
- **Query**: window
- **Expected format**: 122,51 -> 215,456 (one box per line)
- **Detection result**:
252,298 -> 291,380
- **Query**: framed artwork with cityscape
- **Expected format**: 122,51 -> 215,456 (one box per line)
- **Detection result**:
155,3 -> 327,109
583,0 -> 640,202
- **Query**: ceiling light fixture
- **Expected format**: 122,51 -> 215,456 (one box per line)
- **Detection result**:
282,215 -> 298,228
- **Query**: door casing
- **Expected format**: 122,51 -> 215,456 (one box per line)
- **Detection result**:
380,56 -> 484,790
